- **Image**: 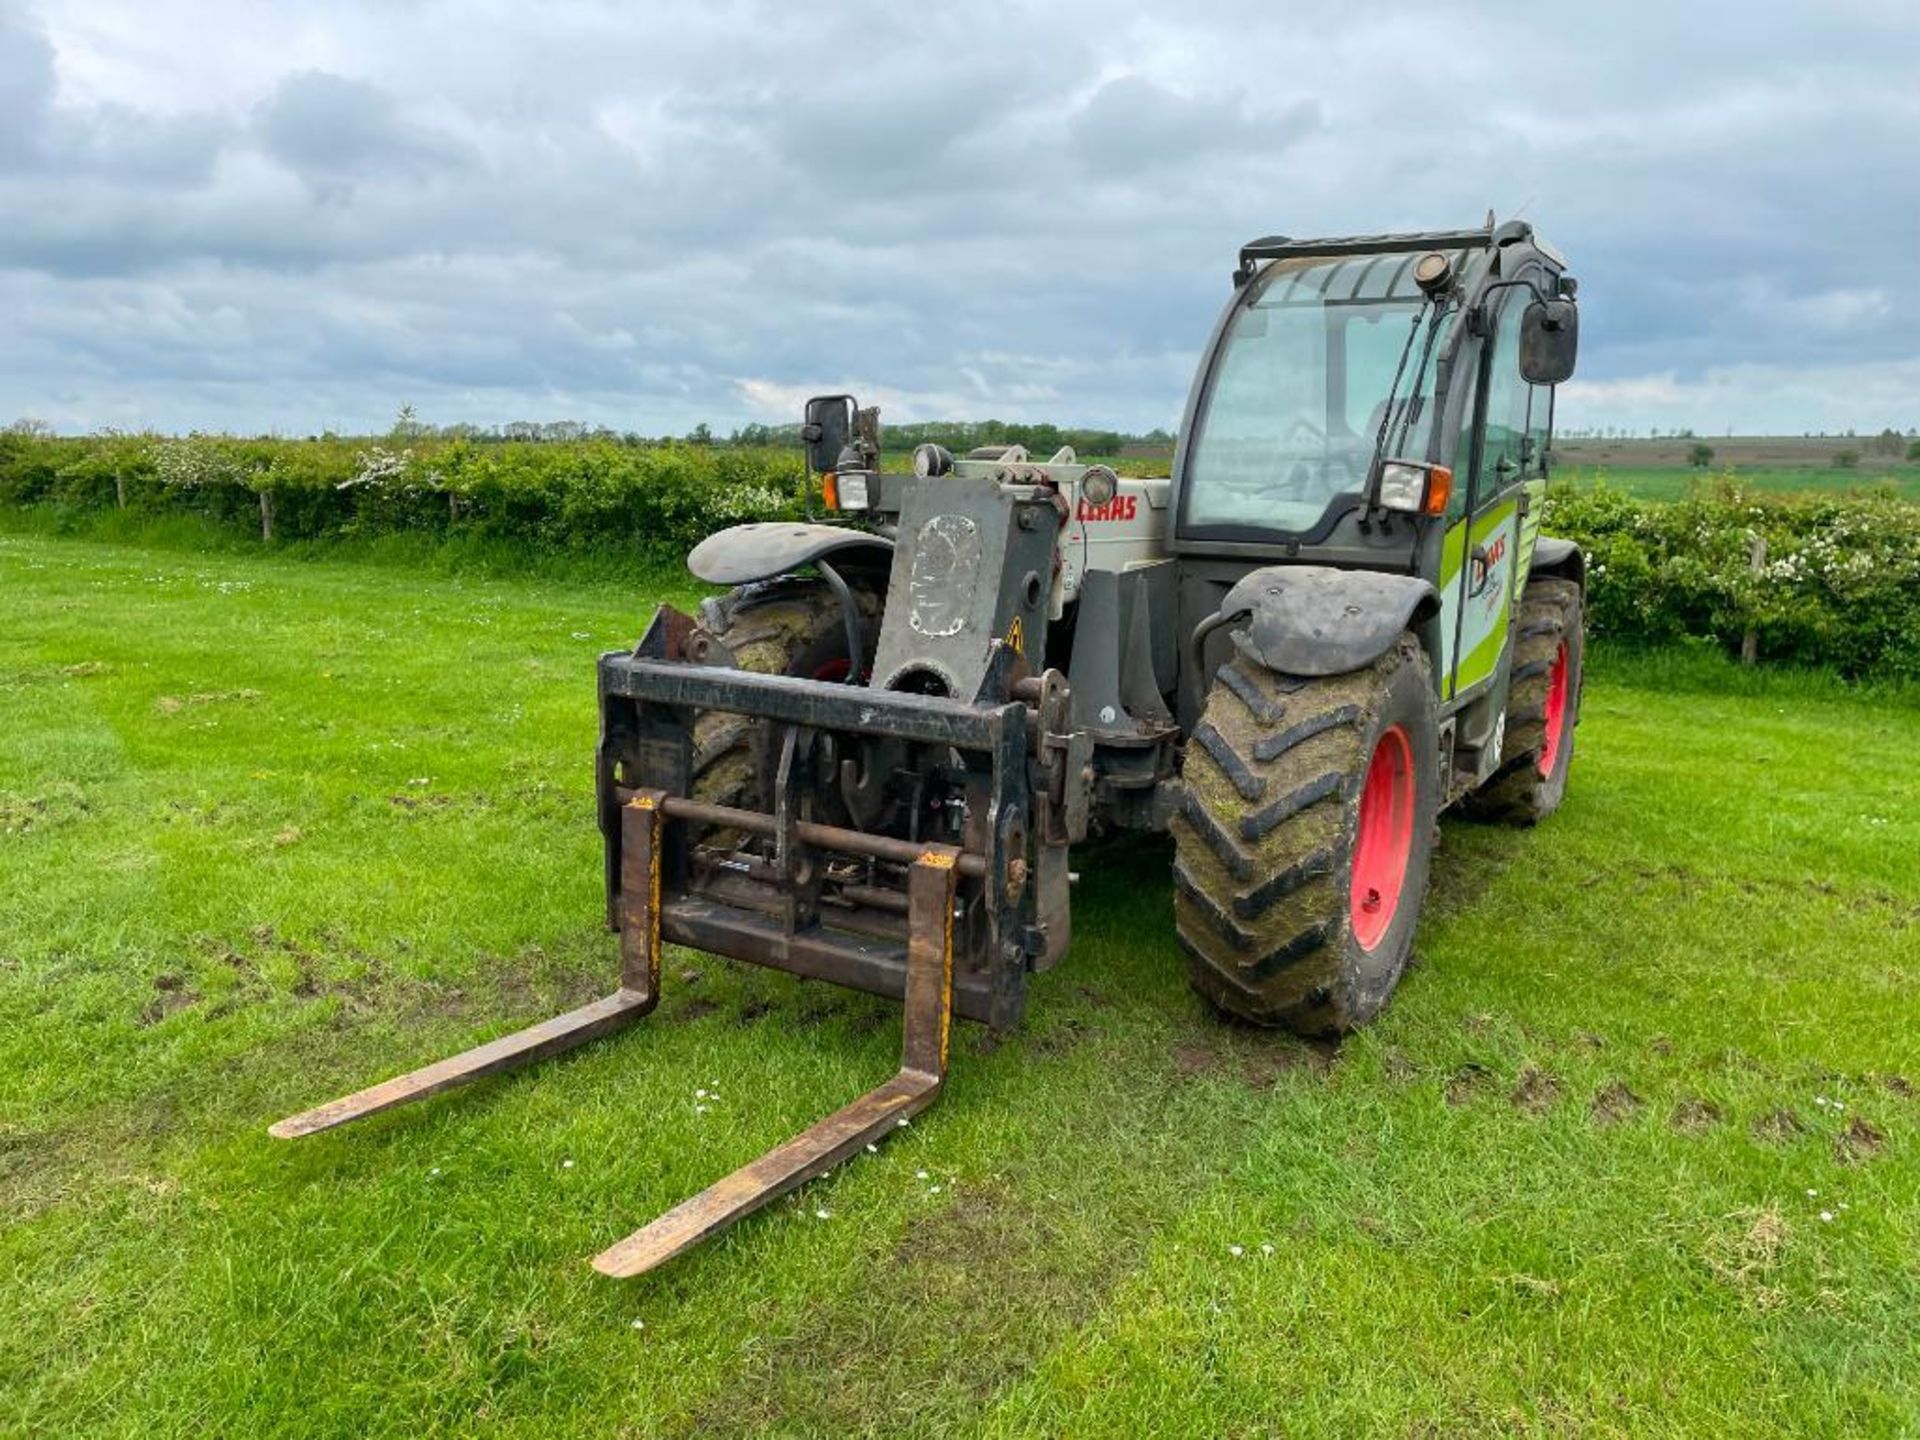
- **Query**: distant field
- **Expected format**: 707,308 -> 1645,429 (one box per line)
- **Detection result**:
1555,435 -> 1914,471
1554,435 -> 1920,501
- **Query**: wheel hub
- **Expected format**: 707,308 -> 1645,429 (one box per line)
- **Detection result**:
1537,640 -> 1570,778
1350,724 -> 1415,951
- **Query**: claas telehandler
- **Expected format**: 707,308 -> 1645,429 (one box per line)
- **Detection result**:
276,220 -> 1587,1277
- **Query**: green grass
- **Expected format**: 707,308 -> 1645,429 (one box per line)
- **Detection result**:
3,532 -> 1917,1438
1558,465 -> 1920,502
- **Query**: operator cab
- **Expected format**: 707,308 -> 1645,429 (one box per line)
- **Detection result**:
1179,248 -> 1476,541
1171,223 -> 1576,568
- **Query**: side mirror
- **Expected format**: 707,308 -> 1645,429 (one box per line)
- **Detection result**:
801,394 -> 857,475
1519,299 -> 1578,385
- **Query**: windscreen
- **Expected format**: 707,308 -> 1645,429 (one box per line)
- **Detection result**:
1182,253 -> 1450,536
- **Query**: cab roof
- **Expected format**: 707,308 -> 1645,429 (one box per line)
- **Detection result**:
1234,220 -> 1561,289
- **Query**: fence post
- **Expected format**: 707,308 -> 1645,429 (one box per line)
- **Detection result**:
259,487 -> 274,543
1740,534 -> 1766,666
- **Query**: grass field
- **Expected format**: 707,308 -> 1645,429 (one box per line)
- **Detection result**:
3,532 -> 1917,1438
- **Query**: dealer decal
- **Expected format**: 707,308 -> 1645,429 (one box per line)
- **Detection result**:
1469,533 -> 1507,594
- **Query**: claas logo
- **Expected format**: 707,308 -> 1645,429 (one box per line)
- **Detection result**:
1075,495 -> 1138,522
1469,534 -> 1508,593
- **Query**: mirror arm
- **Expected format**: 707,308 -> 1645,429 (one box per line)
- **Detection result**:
1471,275 -> 1561,331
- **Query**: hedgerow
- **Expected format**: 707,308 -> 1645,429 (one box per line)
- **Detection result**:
4,435 -> 1917,678
1542,474 -> 1920,679
0,431 -> 806,559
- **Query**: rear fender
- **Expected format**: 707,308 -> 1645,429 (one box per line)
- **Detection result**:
1218,565 -> 1443,678
1528,535 -> 1586,590
688,522 -> 892,586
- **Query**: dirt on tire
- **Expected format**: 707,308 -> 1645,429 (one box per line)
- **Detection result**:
685,578 -> 882,813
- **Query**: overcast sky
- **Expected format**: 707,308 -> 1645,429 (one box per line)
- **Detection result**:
4,0 -> 1918,437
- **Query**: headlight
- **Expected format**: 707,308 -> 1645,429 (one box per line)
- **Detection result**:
836,472 -> 871,510
1376,460 -> 1452,516
1080,464 -> 1118,508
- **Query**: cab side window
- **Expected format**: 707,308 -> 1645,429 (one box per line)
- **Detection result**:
1477,294 -> 1531,499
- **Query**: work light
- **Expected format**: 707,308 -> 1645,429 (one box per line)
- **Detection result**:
1375,460 -> 1452,516
835,472 -> 871,510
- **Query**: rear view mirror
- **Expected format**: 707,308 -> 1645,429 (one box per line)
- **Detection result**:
1519,299 -> 1578,385
801,394 -> 857,474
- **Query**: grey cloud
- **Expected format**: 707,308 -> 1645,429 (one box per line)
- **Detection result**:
257,70 -> 470,192
52,106 -> 228,184
0,9 -> 229,181
1069,76 -> 1318,177
0,11 -> 55,166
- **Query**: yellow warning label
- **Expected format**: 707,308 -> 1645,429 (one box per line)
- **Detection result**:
1005,615 -> 1025,656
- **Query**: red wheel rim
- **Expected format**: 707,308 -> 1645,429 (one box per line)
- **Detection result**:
1537,640 -> 1570,778
812,658 -> 853,682
1350,724 -> 1415,951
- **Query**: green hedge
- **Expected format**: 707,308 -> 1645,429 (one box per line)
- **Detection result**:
5,435 -> 1918,678
1542,475 -> 1920,679
0,432 -> 805,560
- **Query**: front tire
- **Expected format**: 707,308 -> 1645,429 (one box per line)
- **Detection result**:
686,578 -> 880,811
1173,634 -> 1441,1035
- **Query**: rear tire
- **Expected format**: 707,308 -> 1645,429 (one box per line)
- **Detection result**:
687,578 -> 880,810
1173,634 -> 1441,1035
1462,576 -> 1584,825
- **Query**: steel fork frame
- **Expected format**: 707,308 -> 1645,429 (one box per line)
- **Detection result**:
270,790 -> 960,1279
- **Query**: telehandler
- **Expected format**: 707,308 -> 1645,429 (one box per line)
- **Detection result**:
276,220 -> 1587,1276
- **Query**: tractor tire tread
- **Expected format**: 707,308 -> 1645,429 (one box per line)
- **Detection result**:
1190,721 -> 1266,802
687,582 -> 880,810
1174,634 -> 1433,1034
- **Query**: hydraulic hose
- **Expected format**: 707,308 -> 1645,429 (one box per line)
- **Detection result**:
816,559 -> 864,685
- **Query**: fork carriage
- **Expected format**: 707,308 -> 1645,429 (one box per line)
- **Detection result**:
274,604 -> 1076,1276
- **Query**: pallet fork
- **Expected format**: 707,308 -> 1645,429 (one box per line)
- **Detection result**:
272,791 -> 963,1277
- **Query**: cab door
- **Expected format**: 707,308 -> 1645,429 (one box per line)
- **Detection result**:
1447,284 -> 1543,700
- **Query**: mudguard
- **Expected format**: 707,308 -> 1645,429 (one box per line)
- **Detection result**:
1219,565 -> 1442,678
1529,535 -> 1587,589
688,522 -> 893,586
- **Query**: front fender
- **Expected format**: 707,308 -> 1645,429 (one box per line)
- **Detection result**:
688,522 -> 893,586
1219,565 -> 1442,677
